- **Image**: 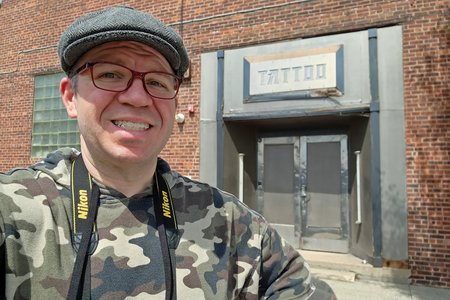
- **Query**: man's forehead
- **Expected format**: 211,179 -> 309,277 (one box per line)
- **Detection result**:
76,41 -> 172,70
84,41 -> 166,57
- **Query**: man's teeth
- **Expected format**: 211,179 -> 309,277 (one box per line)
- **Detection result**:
113,121 -> 150,131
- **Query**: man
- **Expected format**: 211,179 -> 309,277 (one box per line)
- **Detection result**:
0,6 -> 335,300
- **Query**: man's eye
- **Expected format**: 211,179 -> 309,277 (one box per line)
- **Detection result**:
99,72 -> 120,79
146,80 -> 168,89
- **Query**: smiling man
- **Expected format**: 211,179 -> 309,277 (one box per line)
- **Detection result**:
61,41 -> 179,197
0,5 -> 335,300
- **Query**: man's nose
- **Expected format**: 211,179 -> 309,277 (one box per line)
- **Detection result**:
117,77 -> 153,107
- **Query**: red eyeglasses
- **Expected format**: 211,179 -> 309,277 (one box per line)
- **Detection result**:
72,62 -> 181,100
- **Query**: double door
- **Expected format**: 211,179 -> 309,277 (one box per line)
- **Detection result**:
257,134 -> 349,252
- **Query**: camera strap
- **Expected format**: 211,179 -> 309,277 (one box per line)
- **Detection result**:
67,155 -> 100,300
68,155 -> 179,300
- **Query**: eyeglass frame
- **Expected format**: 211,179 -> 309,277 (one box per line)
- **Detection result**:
70,62 -> 182,100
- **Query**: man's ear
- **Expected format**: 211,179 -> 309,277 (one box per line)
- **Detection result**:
60,77 -> 78,119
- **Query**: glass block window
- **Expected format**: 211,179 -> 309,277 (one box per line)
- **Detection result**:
32,73 -> 80,157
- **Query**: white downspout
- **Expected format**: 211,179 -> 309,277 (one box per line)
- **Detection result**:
238,153 -> 245,202
355,150 -> 362,224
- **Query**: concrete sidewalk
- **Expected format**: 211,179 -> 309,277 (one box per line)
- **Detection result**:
323,278 -> 450,300
299,250 -> 450,300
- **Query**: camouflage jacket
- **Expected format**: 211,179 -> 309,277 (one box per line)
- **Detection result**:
0,148 -> 317,299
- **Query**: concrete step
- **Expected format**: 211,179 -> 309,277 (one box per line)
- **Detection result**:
300,250 -> 411,285
310,267 -> 356,282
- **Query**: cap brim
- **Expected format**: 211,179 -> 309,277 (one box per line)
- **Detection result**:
62,31 -> 181,75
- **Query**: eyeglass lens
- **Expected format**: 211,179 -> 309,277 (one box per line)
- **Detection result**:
91,63 -> 179,99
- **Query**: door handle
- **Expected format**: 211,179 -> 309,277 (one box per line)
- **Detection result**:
301,185 -> 307,197
300,185 -> 310,204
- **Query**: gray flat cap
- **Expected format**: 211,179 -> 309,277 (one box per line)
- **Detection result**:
58,6 -> 189,77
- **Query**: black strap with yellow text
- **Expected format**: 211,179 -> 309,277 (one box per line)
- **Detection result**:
68,155 -> 100,300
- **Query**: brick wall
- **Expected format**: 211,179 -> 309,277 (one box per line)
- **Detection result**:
0,0 -> 448,288
402,2 -> 450,288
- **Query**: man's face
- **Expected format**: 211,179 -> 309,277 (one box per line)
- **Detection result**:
61,41 -> 178,167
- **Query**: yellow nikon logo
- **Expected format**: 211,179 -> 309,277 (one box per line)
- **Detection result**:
77,189 -> 89,219
161,190 -> 172,218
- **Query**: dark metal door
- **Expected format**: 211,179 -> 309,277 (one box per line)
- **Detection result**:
257,134 -> 349,252
257,137 -> 300,248
300,135 -> 349,253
